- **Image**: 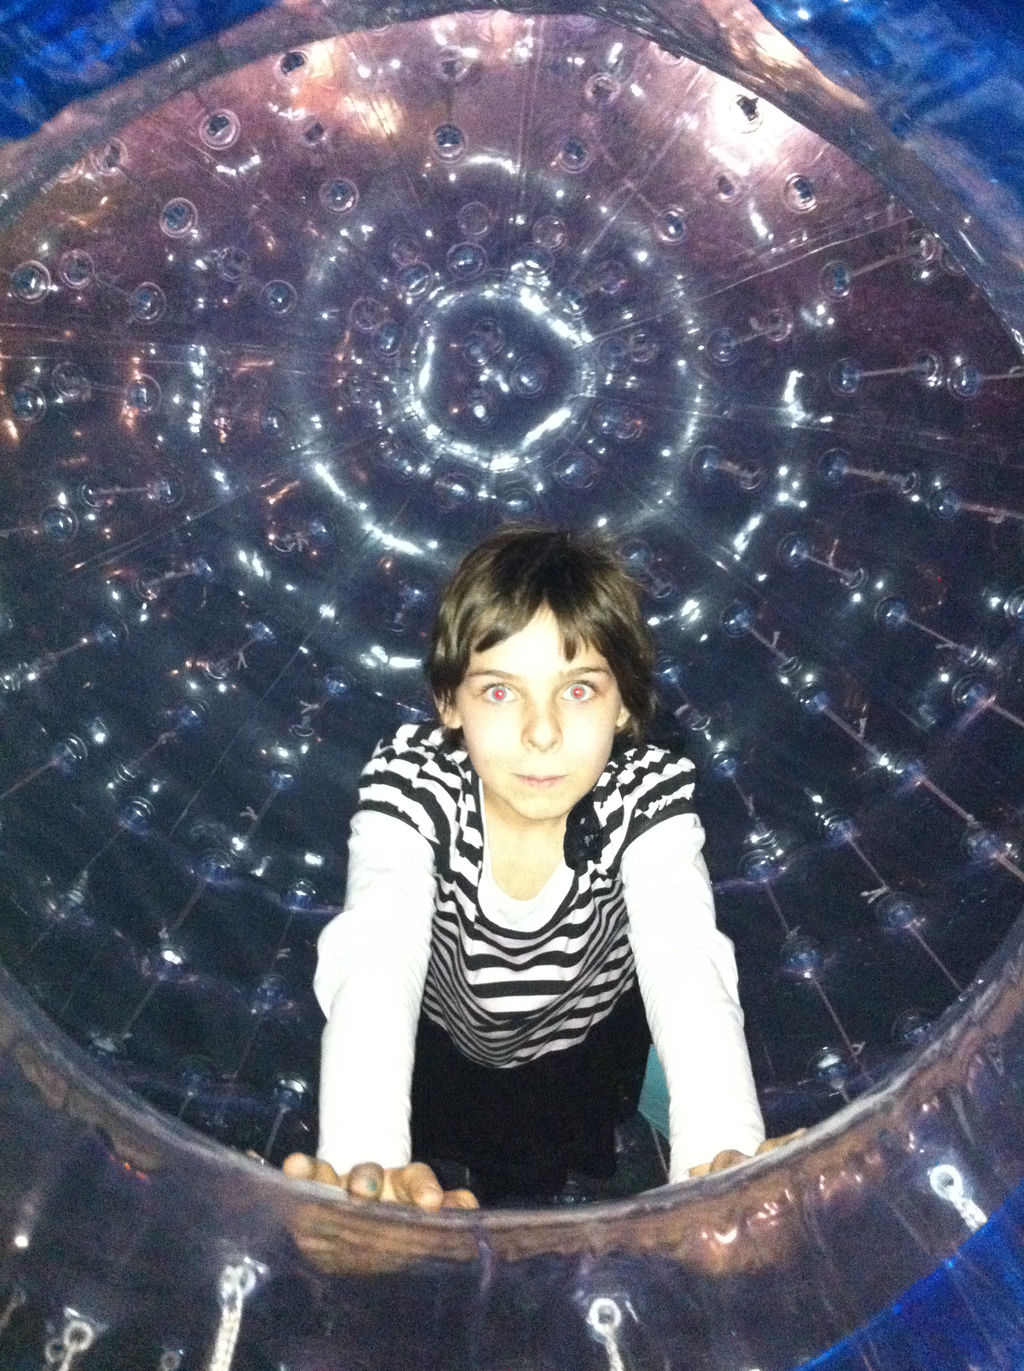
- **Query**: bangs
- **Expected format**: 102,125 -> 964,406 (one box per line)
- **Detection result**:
470,570 -> 601,663
472,603 -> 593,664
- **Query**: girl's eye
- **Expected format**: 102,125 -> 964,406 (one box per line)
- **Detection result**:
566,682 -> 594,702
484,684 -> 511,703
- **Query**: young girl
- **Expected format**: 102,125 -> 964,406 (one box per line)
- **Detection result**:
284,526 -> 775,1209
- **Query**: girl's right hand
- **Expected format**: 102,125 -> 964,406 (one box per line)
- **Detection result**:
281,1153 -> 478,1210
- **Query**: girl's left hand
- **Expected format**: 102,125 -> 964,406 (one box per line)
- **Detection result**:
688,1128 -> 805,1178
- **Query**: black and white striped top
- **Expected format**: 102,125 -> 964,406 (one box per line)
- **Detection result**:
356,723 -> 697,1068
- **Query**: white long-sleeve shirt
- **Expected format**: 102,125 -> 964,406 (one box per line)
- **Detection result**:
315,726 -> 764,1184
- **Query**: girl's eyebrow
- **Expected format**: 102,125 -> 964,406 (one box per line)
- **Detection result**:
464,665 -> 612,680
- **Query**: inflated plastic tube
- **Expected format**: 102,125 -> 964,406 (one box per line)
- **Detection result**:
0,3 -> 1023,1368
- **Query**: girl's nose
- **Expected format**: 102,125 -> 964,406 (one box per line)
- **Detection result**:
523,702 -> 560,749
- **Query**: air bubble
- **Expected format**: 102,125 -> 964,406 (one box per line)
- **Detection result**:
709,750 -> 739,780
820,448 -> 851,482
895,1009 -> 933,1045
740,847 -> 784,884
397,263 -> 433,297
929,486 -> 962,519
389,236 -> 420,267
217,246 -> 249,283
283,882 -> 317,913
118,797 -> 156,835
457,201 -> 491,238
11,260 -> 50,302
691,446 -> 722,479
130,282 -> 167,323
433,470 -> 476,511
721,602 -> 754,636
591,401 -> 643,441
735,93 -> 762,130
810,1046 -> 849,1086
784,173 -> 817,212
52,361 -> 93,402
11,385 -> 46,422
125,376 -> 161,414
447,242 -> 486,279
913,350 -> 944,389
510,354 -> 549,396
160,198 -> 197,238
436,47 -> 472,83
90,139 -> 125,174
498,486 -> 537,519
558,137 -> 590,171
952,675 -> 994,710
593,259 -> 629,295
658,207 -> 687,243
761,308 -> 793,342
40,510 -> 77,540
876,597 -> 909,630
628,327 -> 659,363
59,250 -> 94,289
374,321 -> 402,356
553,450 -> 600,489
262,280 -> 297,315
798,684 -> 831,714
781,932 -> 825,978
707,328 -> 739,366
777,534 -> 810,569
199,109 -> 240,149
532,215 -> 567,251
252,976 -> 291,1020
948,362 -> 982,399
319,178 -> 358,214
597,337 -> 630,373
829,358 -> 862,394
585,72 -> 621,104
963,827 -> 1001,862
277,50 -> 307,79
876,893 -> 921,930
351,297 -> 387,331
434,124 -> 466,160
820,261 -> 852,299
462,318 -> 504,366
513,244 -> 553,280
51,734 -> 88,773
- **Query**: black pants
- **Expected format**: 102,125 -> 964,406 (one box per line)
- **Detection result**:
410,984 -> 651,1204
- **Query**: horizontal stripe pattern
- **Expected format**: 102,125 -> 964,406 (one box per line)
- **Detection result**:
358,725 -> 696,1068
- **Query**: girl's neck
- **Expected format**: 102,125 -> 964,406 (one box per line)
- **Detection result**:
482,795 -> 566,901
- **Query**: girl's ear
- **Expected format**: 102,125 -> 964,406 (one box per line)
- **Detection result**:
437,695 -> 462,730
615,703 -> 631,733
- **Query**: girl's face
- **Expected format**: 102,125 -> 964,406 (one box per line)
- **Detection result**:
438,607 -> 629,837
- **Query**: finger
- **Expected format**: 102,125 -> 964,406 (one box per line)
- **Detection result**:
389,1163 -> 444,1211
708,1149 -> 747,1173
756,1128 -> 807,1156
281,1152 -> 313,1179
283,1153 -> 341,1186
283,1154 -> 346,1189
347,1162 -> 386,1202
440,1188 -> 480,1210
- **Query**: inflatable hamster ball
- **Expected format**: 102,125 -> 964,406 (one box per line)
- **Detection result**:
1,1 -> 1024,1367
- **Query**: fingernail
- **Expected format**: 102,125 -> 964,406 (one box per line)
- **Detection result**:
364,1175 -> 379,1194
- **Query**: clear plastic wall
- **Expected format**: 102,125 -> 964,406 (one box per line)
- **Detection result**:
1,2 -> 1024,1367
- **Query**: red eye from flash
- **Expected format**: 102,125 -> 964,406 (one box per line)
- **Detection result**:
489,685 -> 508,702
569,684 -> 588,700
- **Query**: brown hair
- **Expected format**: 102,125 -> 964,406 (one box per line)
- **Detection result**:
427,526 -> 655,740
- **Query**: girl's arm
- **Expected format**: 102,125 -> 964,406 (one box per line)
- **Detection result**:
622,812 -> 765,1182
314,809 -> 436,1176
